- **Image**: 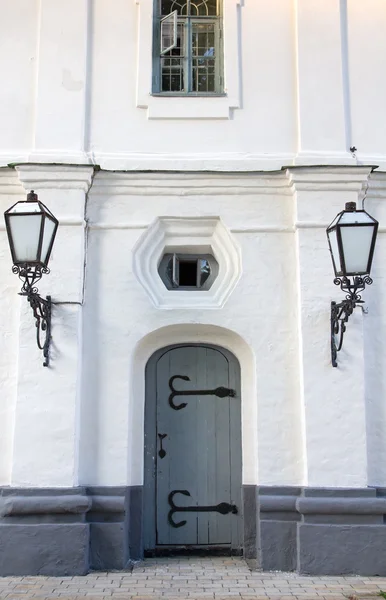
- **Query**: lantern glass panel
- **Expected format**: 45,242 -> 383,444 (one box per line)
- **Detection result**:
8,213 -> 43,263
41,216 -> 57,265
340,225 -> 376,275
327,228 -> 340,274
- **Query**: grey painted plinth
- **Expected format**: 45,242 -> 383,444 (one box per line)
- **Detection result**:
87,486 -> 143,570
0,486 -> 140,576
3,485 -> 386,575
242,485 -> 260,563
259,486 -> 386,576
259,486 -> 301,572
0,524 -> 89,576
298,523 -> 386,575
260,521 -> 297,572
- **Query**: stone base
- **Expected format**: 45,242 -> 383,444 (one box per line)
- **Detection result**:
259,486 -> 386,575
0,487 -> 138,575
0,524 -> 89,576
2,485 -> 386,575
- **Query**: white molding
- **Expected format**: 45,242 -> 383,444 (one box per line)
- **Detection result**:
367,172 -> 386,198
132,217 -> 241,309
15,164 -> 95,192
2,151 -> 386,173
135,0 -> 242,119
91,170 -> 292,195
0,169 -> 25,195
91,152 -> 294,172
287,166 -> 374,192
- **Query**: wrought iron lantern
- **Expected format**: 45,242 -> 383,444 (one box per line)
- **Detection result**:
327,201 -> 378,367
4,190 -> 59,367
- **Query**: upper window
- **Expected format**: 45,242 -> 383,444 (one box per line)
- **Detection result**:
153,0 -> 223,95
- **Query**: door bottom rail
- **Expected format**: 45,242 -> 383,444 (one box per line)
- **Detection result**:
145,545 -> 243,557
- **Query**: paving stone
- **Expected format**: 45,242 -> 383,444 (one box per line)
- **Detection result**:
2,558 -> 386,600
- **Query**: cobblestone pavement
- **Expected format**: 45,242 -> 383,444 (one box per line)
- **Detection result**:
0,557 -> 385,600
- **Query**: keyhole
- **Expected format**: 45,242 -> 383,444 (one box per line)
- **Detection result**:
158,433 -> 167,459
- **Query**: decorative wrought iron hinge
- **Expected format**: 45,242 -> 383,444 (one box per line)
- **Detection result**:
168,490 -> 238,528
168,375 -> 235,410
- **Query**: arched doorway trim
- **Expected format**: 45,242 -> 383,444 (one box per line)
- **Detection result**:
128,324 -> 259,562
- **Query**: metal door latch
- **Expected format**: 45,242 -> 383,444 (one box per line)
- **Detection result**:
158,433 -> 167,459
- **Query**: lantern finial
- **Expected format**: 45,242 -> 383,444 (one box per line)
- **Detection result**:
27,190 -> 38,202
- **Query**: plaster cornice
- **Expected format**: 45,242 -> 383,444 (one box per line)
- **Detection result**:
367,172 -> 386,198
286,166 -> 375,192
15,165 -> 95,192
91,170 -> 292,196
0,168 -> 25,195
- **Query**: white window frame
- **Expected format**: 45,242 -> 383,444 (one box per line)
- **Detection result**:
160,10 -> 178,55
135,0 -> 242,120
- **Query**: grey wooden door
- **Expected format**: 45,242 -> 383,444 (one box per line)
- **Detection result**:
144,344 -> 242,551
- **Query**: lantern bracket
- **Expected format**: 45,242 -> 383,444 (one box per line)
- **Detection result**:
331,275 -> 372,367
12,264 -> 52,367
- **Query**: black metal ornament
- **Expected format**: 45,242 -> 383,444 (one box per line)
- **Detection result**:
167,490 -> 238,528
331,275 -> 372,367
158,433 -> 167,458
13,264 -> 52,367
168,375 -> 235,410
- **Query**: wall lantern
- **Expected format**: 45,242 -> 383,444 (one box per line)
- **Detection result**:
327,201 -> 378,367
4,190 -> 59,367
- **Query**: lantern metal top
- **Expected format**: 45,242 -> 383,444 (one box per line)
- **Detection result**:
27,190 -> 38,203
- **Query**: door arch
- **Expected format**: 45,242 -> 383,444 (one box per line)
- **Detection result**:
144,343 -> 242,554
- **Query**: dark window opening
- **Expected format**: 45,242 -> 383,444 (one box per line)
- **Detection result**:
159,253 -> 218,291
179,260 -> 198,286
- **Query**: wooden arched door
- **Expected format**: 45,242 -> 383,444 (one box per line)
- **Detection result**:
144,344 -> 242,553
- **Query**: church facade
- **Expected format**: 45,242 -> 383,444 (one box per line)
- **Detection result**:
1,0 -> 386,576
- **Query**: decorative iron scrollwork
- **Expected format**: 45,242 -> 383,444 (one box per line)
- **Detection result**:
331,275 -> 372,367
13,265 -> 52,367
167,490 -> 238,528
168,375 -> 235,410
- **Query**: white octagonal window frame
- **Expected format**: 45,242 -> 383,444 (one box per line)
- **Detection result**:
132,216 -> 241,309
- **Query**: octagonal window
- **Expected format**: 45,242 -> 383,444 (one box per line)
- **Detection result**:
158,253 -> 218,290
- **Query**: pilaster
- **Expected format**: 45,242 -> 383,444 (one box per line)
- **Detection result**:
0,170 -> 25,485
10,165 -> 94,487
362,173 -> 386,486
288,166 -> 373,488
294,0 -> 350,163
32,0 -> 91,162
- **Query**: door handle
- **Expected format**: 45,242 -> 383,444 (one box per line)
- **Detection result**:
158,433 -> 167,459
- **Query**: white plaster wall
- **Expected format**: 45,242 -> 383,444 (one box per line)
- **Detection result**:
78,173 -> 303,487
347,0 -> 386,160
1,1 -> 386,169
0,0 -> 37,159
1,167 -> 386,489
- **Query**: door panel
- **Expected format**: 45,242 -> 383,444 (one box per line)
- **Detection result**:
145,344 -> 242,551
